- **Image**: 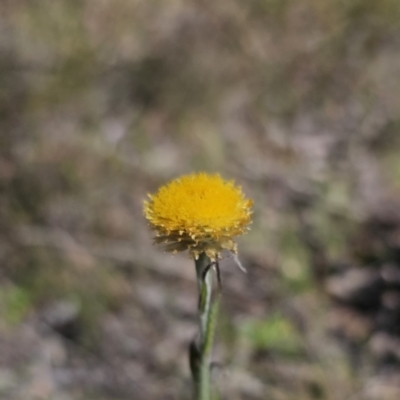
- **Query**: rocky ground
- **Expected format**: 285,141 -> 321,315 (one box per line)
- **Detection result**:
2,1 -> 400,399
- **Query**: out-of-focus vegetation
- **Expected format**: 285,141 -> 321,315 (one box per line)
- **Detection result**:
1,0 -> 400,399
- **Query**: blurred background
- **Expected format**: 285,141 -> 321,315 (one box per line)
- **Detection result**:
1,0 -> 400,399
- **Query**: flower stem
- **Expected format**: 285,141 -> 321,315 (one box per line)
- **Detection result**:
190,253 -> 220,400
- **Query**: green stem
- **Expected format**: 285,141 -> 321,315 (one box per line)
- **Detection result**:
190,253 -> 220,400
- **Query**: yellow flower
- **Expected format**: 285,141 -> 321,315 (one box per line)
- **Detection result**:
143,172 -> 253,260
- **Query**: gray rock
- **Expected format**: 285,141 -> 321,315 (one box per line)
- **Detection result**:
42,300 -> 81,340
381,291 -> 400,311
369,332 -> 400,363
326,268 -> 384,309
381,264 -> 400,288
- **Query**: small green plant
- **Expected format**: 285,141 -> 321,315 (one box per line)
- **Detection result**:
242,312 -> 303,356
144,172 -> 253,400
0,285 -> 32,326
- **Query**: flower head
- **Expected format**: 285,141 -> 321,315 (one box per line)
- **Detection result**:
143,172 -> 253,260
